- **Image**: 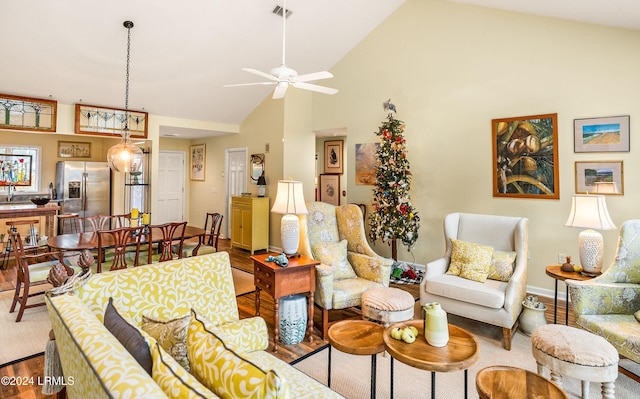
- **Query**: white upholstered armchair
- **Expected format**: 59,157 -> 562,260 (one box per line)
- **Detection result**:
298,202 -> 394,339
420,212 -> 529,350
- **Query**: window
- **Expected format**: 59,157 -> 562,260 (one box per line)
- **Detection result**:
0,145 -> 41,193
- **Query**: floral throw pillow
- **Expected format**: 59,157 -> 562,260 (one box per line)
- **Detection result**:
447,239 -> 494,282
311,239 -> 357,280
487,250 -> 517,282
141,314 -> 190,372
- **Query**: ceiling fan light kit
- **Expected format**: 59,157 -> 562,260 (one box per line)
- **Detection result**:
225,0 -> 337,99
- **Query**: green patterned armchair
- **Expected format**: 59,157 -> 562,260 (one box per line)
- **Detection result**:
298,202 -> 393,339
568,219 -> 640,364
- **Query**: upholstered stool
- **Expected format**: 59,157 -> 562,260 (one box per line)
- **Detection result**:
278,294 -> 308,345
531,324 -> 618,399
362,287 -> 414,327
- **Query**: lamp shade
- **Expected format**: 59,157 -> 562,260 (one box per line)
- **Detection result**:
564,194 -> 616,230
271,180 -> 308,215
593,182 -> 619,194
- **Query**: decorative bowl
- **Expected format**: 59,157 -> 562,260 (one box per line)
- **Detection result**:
30,197 -> 51,207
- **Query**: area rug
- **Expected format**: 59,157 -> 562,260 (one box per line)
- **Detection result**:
231,267 -> 255,296
294,305 -> 640,399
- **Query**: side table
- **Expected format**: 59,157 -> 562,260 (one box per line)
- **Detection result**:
476,365 -> 568,399
328,320 -> 387,399
545,265 -> 594,325
251,253 -> 318,352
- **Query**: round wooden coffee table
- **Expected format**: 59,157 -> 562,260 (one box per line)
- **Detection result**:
383,319 -> 479,399
328,320 -> 386,399
476,365 -> 568,399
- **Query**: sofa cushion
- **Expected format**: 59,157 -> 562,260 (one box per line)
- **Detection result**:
447,239 -> 494,278
150,341 -> 218,399
312,239 -> 357,280
187,310 -> 289,399
487,250 -> 517,282
142,314 -> 191,372
104,297 -> 152,375
425,273 -> 507,309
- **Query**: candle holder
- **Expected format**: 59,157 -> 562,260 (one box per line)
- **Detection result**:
141,213 -> 151,235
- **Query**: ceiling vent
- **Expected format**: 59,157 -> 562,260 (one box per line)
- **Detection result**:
272,5 -> 292,18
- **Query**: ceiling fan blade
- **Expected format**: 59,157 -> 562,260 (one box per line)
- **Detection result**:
295,71 -> 333,82
272,84 -> 288,99
242,68 -> 278,81
223,82 -> 276,87
291,82 -> 338,95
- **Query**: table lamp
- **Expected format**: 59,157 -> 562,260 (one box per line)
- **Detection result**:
564,194 -> 616,276
271,180 -> 307,256
593,182 -> 619,194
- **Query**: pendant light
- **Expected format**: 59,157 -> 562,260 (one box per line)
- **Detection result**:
107,20 -> 144,173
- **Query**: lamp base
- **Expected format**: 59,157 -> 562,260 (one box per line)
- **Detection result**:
280,214 -> 300,256
578,228 -> 604,276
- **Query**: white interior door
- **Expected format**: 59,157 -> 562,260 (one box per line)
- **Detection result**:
225,148 -> 247,237
155,151 -> 185,223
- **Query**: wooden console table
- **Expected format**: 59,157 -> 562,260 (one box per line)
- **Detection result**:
251,253 -> 318,352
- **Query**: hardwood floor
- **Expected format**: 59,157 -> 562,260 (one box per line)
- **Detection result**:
0,239 -> 574,399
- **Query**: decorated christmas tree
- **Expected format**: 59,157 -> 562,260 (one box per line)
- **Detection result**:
369,100 -> 420,260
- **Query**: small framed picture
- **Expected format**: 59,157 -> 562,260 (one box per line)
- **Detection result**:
190,144 -> 206,181
355,143 -> 379,185
58,141 -> 91,158
574,116 -> 630,152
324,140 -> 344,174
575,161 -> 624,195
319,174 -> 340,206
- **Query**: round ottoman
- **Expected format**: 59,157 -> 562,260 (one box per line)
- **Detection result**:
531,324 -> 618,399
361,287 -> 414,327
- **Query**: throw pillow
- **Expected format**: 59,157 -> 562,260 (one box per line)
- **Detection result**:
150,342 -> 216,399
187,309 -> 289,399
487,250 -> 517,282
141,314 -> 191,372
447,239 -> 494,281
311,239 -> 357,280
103,297 -> 152,375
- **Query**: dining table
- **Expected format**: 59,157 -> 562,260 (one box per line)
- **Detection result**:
47,225 -> 206,253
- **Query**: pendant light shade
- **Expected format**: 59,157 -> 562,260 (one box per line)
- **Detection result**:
107,20 -> 143,173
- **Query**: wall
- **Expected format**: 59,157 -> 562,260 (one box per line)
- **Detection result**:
312,0 -> 640,293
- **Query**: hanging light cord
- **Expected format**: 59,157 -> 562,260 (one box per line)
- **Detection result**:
123,21 -> 133,132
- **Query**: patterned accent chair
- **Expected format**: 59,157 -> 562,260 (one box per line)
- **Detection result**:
568,219 -> 640,365
298,202 -> 394,339
420,213 -> 529,350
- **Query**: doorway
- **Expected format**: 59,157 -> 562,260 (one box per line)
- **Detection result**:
225,148 -> 248,237
155,151 -> 185,223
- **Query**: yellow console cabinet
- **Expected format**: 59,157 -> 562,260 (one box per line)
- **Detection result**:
231,196 -> 269,254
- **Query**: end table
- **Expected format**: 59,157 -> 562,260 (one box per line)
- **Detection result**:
545,265 -> 595,325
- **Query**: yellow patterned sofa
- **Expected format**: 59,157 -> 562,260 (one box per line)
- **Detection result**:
46,252 -> 343,399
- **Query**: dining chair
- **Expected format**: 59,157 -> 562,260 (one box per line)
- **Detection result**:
147,221 -> 187,263
112,213 -> 132,228
96,226 -> 144,272
179,213 -> 222,257
8,231 -> 81,322
78,215 -> 118,233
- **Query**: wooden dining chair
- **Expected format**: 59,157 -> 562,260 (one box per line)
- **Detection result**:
147,221 -> 187,263
78,215 -> 116,233
8,231 -> 79,322
96,226 -> 144,272
179,213 -> 223,257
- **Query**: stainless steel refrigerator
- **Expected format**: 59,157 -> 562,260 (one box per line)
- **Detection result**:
56,161 -> 111,233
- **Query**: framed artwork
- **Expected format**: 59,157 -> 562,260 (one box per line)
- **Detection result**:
58,141 -> 91,158
324,140 -> 344,174
492,113 -> 559,199
575,161 -> 624,195
0,93 -> 57,132
0,154 -> 33,186
574,115 -> 629,153
75,103 -> 148,138
319,174 -> 340,206
190,144 -> 206,181
355,143 -> 379,185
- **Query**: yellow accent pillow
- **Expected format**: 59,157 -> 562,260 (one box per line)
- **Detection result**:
487,250 -> 517,282
311,239 -> 357,280
187,310 -> 289,399
141,314 -> 190,372
150,342 -> 217,399
447,239 -> 493,282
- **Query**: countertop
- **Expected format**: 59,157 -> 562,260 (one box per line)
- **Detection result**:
0,203 -> 59,218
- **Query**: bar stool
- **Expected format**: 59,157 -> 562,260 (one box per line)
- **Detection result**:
1,219 -> 41,269
57,213 -> 79,235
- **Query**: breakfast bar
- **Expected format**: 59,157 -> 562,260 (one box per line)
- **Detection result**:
0,203 -> 59,237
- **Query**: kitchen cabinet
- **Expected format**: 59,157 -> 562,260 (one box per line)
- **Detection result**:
231,196 -> 269,254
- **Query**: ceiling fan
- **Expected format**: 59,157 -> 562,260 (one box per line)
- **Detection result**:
224,1 -> 338,99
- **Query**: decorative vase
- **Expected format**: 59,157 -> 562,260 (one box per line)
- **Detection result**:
423,302 -> 449,347
278,294 -> 307,345
519,297 -> 547,336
